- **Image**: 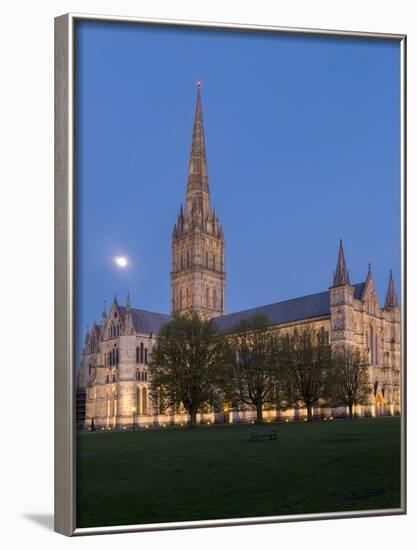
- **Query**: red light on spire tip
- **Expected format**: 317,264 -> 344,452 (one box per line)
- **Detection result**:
197,80 -> 201,89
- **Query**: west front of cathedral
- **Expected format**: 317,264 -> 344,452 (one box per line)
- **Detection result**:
77,84 -> 401,430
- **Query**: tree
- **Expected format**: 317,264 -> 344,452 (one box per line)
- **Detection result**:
329,345 -> 371,419
221,313 -> 286,423
148,311 -> 224,427
283,327 -> 331,421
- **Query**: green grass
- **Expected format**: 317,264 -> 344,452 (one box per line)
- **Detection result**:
76,417 -> 401,528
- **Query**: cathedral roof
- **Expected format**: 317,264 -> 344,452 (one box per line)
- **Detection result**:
214,282 -> 366,332
116,282 -> 366,336
118,306 -> 171,335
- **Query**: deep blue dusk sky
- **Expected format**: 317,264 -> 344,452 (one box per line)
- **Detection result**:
76,21 -> 400,352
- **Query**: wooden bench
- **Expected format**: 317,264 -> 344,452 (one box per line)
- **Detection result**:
250,429 -> 277,441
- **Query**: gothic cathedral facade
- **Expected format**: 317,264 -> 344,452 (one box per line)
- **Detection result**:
77,85 -> 401,430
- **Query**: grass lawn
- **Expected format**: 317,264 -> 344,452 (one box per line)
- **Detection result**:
76,417 -> 401,528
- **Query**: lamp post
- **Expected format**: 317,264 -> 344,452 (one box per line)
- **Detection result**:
132,407 -> 136,430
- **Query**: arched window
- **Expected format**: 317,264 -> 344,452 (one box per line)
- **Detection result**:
369,325 -> 374,365
112,372 -> 116,383
206,287 -> 209,307
112,348 -> 116,366
115,348 -> 119,365
106,371 -> 109,384
205,251 -> 208,268
187,250 -> 190,268
136,368 -> 139,381
136,346 -> 139,364
137,386 -> 141,414
144,348 -> 148,364
213,288 -> 217,309
140,342 -> 144,364
144,371 -> 148,382
142,387 -> 148,415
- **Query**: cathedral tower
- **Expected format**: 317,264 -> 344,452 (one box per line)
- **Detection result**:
329,240 -> 355,346
171,83 -> 226,318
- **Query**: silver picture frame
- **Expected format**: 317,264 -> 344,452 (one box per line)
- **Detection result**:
54,12 -> 407,536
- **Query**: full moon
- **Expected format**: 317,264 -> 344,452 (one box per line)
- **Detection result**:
114,256 -> 128,268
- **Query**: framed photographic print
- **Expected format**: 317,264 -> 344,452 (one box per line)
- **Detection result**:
54,13 -> 406,536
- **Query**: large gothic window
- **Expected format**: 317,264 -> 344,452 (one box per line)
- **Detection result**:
140,342 -> 144,363
369,325 -> 374,365
137,386 -> 141,415
368,325 -> 379,366
142,387 -> 148,415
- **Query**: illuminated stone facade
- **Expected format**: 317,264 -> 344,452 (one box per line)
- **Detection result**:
78,86 -> 401,430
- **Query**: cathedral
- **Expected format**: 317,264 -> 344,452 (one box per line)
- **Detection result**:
77,84 -> 401,430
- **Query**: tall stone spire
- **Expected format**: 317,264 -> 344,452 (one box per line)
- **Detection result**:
333,239 -> 350,286
171,82 -> 226,318
186,81 -> 211,221
384,270 -> 399,309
